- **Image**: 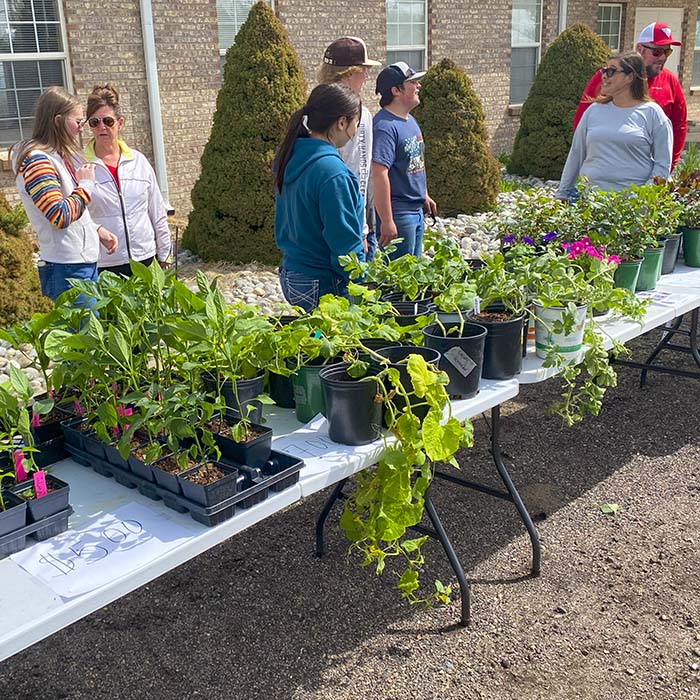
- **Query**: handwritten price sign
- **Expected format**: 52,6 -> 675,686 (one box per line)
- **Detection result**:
11,502 -> 195,600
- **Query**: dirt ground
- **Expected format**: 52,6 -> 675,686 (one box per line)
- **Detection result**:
0,331 -> 699,700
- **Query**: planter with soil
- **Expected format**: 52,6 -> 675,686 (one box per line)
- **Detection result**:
468,306 -> 526,380
10,473 -> 70,524
206,412 -> 272,469
178,461 -> 241,508
0,491 -> 28,558
319,363 -> 383,446
151,451 -> 198,496
422,322 -> 487,399
202,373 -> 265,424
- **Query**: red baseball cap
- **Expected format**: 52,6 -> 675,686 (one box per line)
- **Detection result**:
637,22 -> 682,46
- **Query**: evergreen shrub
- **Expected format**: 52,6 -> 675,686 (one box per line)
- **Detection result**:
412,58 -> 500,216
184,1 -> 306,264
508,24 -> 610,181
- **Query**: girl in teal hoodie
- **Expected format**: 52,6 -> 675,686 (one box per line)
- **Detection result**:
275,83 -> 365,311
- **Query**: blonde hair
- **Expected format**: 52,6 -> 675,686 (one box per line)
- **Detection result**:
316,64 -> 365,85
86,84 -> 122,120
13,86 -> 83,174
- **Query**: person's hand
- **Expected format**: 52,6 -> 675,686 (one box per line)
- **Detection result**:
362,237 -> 368,254
158,259 -> 171,269
97,225 -> 118,254
424,195 -> 437,217
76,162 -> 96,183
379,220 -> 398,247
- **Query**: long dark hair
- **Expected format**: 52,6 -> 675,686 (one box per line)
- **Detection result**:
597,51 -> 650,104
274,83 -> 361,193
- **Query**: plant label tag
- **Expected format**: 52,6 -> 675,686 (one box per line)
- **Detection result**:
33,470 -> 48,499
473,296 -> 481,315
444,347 -> 477,377
14,450 -> 27,482
31,412 -> 41,427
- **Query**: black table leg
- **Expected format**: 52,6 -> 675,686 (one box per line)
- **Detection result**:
315,478 -> 347,558
490,405 -> 541,576
423,488 -> 470,626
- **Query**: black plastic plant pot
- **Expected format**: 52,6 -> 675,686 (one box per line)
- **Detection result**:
213,420 -> 272,469
268,371 -> 296,409
660,233 -> 682,275
374,346 -> 441,421
202,374 -> 265,424
82,432 -> 108,461
61,416 -> 91,451
178,462 -> 241,507
382,291 -> 434,306
31,416 -> 64,445
468,308 -> 525,380
104,441 -> 129,471
10,474 -> 70,524
128,446 -> 157,483
383,301 -> 434,328
320,364 -> 383,446
0,491 -> 27,534
33,438 -> 68,469
151,452 -> 190,495
422,323 -> 486,399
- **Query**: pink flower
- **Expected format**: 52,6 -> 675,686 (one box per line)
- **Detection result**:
608,255 -> 621,265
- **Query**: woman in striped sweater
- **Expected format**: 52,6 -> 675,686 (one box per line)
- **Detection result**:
12,87 -> 118,301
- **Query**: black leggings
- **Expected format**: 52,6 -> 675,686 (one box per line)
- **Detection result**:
98,257 -> 154,277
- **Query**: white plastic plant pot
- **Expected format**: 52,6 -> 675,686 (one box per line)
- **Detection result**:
533,303 -> 588,360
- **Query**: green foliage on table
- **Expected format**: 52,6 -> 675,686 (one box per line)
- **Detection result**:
183,1 -> 306,263
667,154 -> 700,230
578,182 -> 683,260
340,353 -> 474,606
412,58 -> 500,215
508,24 -> 610,180
0,193 -> 53,326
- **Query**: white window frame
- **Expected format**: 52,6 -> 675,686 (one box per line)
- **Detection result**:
386,0 -> 428,71
692,8 -> 700,90
510,0 -> 543,106
597,3 -> 622,53
217,0 -> 274,58
0,0 -> 72,147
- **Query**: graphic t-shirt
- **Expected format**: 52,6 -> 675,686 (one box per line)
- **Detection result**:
372,108 -> 426,213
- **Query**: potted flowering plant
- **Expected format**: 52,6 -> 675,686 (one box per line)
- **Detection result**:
667,161 -> 700,267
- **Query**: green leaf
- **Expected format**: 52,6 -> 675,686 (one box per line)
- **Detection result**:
400,536 -> 428,553
107,326 -> 131,367
600,503 -> 619,515
397,568 -> 419,597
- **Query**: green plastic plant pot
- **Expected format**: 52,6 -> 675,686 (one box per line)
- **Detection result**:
612,259 -> 642,292
636,247 -> 664,291
682,228 -> 700,267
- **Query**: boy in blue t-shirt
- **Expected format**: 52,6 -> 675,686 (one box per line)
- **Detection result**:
372,61 -> 437,259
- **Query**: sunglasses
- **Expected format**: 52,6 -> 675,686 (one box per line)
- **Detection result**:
641,44 -> 673,57
600,66 -> 628,78
88,116 -> 117,128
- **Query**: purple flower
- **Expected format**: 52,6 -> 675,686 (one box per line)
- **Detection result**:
502,234 -> 516,244
522,236 -> 535,246
542,231 -> 557,242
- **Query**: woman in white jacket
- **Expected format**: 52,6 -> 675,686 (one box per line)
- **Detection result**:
84,85 -> 171,276
13,86 -> 118,301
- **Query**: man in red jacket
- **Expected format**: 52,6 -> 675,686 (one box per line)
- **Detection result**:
573,22 -> 687,166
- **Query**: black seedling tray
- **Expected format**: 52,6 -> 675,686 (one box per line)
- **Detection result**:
0,505 -> 73,559
64,445 -> 303,527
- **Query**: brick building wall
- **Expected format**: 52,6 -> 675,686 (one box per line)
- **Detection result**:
4,0 -> 700,218
1,0 -> 219,216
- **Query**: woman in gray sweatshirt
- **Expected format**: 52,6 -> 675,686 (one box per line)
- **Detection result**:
557,51 -> 672,200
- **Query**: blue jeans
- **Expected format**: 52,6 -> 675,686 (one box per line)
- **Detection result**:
366,231 -> 378,261
278,268 -> 348,312
38,261 -> 98,306
377,210 -> 424,259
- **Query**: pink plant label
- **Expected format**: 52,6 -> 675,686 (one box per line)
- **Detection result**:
33,470 -> 48,498
14,450 -> 27,482
74,400 -> 84,416
31,412 -> 41,427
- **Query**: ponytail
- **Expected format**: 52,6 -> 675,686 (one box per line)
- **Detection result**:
274,83 -> 361,194
274,108 -> 309,193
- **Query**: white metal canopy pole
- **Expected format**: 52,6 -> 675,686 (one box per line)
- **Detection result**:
139,0 -> 174,214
